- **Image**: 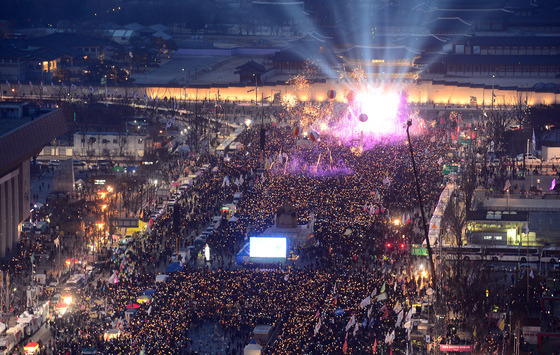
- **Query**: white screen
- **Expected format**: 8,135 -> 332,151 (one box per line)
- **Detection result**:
250,237 -> 287,258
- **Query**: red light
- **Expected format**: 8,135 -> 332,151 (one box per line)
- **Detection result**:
400,243 -> 405,249
387,243 -> 392,248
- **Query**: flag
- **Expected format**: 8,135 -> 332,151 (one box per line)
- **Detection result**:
342,334 -> 348,354
396,309 -> 403,328
373,339 -> 377,353
71,83 -> 76,90
54,237 -> 59,247
385,329 -> 395,344
29,81 -> 33,88
497,314 -> 505,331
532,128 -> 536,152
314,318 -> 321,335
376,292 -> 388,302
380,282 -> 386,293
5,80 -> 9,86
404,308 -> 413,328
147,305 -> 152,315
382,176 -> 390,185
353,322 -> 359,337
40,81 -> 44,88
504,180 -> 511,191
18,80 -> 21,87
345,315 -> 356,331
371,288 -> 377,298
393,301 -> 402,314
551,179 -> 556,191
529,269 -> 534,279
367,306 -> 373,318
51,82 -> 55,89
437,157 -> 443,165
89,86 -> 94,94
284,274 -> 289,281
360,296 -> 371,309
380,305 -> 389,319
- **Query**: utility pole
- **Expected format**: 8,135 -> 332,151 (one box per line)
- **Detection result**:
406,119 -> 438,296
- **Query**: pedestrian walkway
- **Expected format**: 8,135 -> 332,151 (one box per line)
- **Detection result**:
30,170 -> 55,205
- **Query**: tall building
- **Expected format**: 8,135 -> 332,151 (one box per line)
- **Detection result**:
0,102 -> 67,257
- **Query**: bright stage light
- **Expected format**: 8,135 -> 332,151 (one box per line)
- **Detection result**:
356,91 -> 401,136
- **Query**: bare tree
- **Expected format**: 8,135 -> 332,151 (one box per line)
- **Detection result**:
511,93 -> 529,128
486,109 -> 514,152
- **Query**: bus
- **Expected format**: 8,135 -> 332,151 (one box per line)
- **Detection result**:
441,245 -> 541,263
540,247 -> 560,264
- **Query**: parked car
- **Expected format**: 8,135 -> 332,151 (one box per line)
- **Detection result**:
21,221 -> 34,233
516,154 -> 541,165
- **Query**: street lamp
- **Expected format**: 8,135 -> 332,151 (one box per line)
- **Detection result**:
492,74 -> 495,111
406,118 -> 438,297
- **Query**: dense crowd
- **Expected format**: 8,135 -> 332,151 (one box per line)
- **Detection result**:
17,106 -> 462,354
48,121 -> 449,354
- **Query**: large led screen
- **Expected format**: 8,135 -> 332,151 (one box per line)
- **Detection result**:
250,237 -> 287,258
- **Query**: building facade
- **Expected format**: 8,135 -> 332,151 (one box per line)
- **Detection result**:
0,106 -> 67,257
72,132 -> 146,160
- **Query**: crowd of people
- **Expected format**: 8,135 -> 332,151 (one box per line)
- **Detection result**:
16,97 -> 518,355
37,117 -> 452,354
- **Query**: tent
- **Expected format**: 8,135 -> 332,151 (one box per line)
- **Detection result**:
165,262 -> 183,273
24,342 -> 39,354
243,340 -> 262,355
236,243 -> 250,265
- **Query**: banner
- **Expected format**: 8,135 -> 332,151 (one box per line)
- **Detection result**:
439,344 -> 472,352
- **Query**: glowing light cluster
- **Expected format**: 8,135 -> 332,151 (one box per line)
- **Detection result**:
356,90 -> 402,137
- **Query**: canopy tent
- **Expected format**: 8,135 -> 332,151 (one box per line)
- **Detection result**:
236,243 -> 250,265
165,262 -> 183,273
24,342 -> 39,354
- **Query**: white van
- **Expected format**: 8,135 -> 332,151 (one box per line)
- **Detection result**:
65,274 -> 85,289
6,325 -> 24,345
21,221 -> 34,233
171,251 -> 190,265
155,274 -> 169,283
0,334 -> 15,355
34,221 -> 48,235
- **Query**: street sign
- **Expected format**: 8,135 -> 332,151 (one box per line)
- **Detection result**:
442,165 -> 459,175
411,244 -> 428,256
